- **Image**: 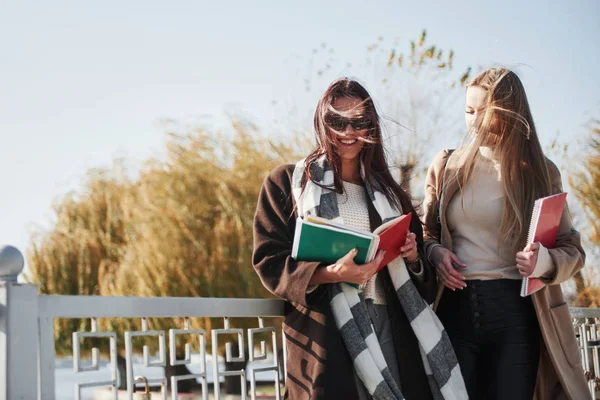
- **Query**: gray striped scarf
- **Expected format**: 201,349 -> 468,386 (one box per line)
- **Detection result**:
292,156 -> 467,400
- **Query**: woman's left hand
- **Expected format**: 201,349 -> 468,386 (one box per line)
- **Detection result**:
400,232 -> 418,262
516,242 -> 540,277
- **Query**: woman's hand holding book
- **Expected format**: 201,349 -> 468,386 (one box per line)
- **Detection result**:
310,249 -> 386,286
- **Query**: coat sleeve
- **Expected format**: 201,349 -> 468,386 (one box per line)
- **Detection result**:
252,165 -> 325,307
422,149 -> 450,262
543,161 -> 586,285
408,213 -> 437,304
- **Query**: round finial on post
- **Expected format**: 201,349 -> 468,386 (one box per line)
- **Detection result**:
0,245 -> 25,283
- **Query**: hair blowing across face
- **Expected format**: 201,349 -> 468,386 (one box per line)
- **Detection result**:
304,78 -> 412,214
458,68 -> 553,252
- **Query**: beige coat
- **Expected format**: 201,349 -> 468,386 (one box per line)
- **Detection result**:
423,148 -> 590,400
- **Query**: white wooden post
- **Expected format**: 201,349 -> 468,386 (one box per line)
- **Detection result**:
0,245 -> 40,400
38,314 -> 55,400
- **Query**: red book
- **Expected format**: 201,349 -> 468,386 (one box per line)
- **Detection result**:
373,212 -> 413,272
520,193 -> 567,297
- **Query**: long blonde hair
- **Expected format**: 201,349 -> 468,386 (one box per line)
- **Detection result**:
456,67 -> 553,252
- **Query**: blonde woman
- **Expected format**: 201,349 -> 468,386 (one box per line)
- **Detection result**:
423,67 -> 589,399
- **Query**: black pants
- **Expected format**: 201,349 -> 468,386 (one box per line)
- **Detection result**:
437,279 -> 541,400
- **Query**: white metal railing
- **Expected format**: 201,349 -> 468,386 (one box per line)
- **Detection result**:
571,307 -> 600,396
41,297 -> 284,400
2,245 -> 600,399
0,246 -> 285,400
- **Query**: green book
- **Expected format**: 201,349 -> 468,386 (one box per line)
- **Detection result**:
291,216 -> 379,265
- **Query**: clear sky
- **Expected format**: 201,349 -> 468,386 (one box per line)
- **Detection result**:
1,0 -> 599,273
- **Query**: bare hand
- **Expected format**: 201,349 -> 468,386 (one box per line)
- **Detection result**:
400,232 -> 418,262
431,246 -> 467,290
328,249 -> 386,285
516,242 -> 539,277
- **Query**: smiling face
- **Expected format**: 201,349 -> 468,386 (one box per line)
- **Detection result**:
327,96 -> 371,164
309,78 -> 385,185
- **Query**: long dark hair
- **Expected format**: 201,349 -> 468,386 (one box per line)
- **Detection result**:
304,78 -> 412,213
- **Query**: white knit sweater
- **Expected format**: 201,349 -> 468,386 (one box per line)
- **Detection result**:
337,181 -> 387,304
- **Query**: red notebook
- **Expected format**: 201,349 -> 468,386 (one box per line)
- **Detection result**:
520,193 -> 567,297
373,212 -> 413,272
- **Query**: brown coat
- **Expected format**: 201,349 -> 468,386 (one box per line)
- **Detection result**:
253,164 -> 437,400
422,148 -> 590,400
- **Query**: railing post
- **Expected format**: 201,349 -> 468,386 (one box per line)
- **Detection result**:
0,245 -> 39,400
38,314 -> 55,400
